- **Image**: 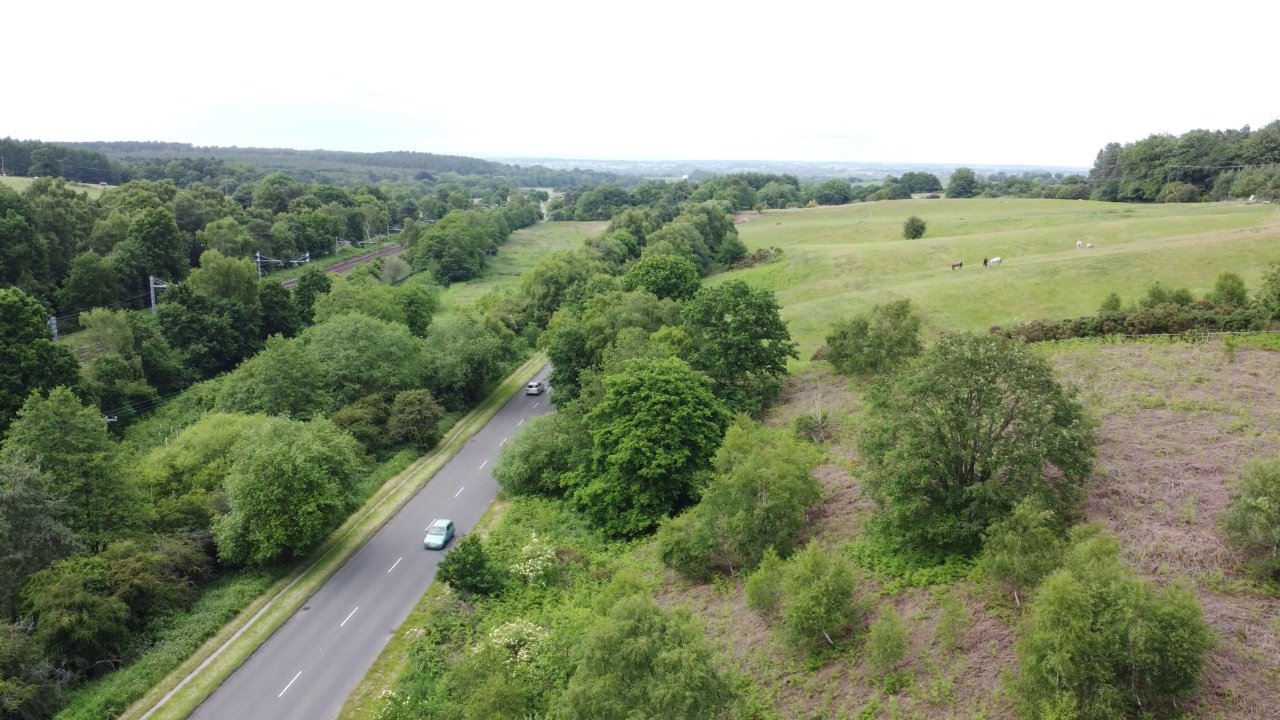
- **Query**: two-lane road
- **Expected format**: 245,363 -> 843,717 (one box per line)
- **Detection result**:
188,368 -> 552,720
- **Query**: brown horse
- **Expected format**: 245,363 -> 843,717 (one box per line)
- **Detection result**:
950,261 -> 963,270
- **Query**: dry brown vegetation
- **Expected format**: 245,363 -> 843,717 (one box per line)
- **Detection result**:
655,341 -> 1280,719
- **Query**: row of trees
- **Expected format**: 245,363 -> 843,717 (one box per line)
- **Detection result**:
0,233 -> 529,714
1089,120 -> 1280,202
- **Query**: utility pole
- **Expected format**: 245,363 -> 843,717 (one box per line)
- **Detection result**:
149,276 -> 169,315
48,316 -> 58,341
255,252 -> 263,281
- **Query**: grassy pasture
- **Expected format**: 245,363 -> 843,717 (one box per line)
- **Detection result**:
439,220 -> 607,309
722,199 -> 1280,360
0,175 -> 110,198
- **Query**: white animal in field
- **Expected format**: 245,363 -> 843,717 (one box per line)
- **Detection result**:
1076,240 -> 1083,249
1086,243 -> 1094,249
988,257 -> 1002,267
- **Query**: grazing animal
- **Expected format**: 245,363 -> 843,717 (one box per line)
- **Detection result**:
1086,243 -> 1093,249
982,257 -> 988,267
951,261 -> 963,270
988,256 -> 1002,267
1076,240 -> 1083,249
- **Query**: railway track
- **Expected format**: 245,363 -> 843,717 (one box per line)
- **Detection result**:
280,245 -> 406,288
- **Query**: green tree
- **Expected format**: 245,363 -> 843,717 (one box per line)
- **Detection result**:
213,417 -> 366,565
0,456 -> 80,621
157,282 -> 262,378
825,298 -> 923,375
1207,271 -> 1248,307
493,411 -> 590,498
0,210 -> 48,290
544,289 -> 681,403
258,280 -> 303,339
1254,262 -> 1280,320
0,620 -> 61,718
187,250 -> 258,306
811,178 -> 854,205
293,266 -> 332,322
569,356 -> 730,536
0,288 -> 80,434
421,314 -> 519,408
746,543 -> 863,655
658,418 -> 821,578
901,215 -> 927,239
1098,292 -> 1123,313
946,168 -> 980,198
21,555 -> 131,671
386,389 -> 446,450
1,387 -> 145,550
681,280 -> 797,415
56,251 -> 122,315
216,335 -> 333,418
859,333 -> 1095,554
123,207 -> 189,282
1016,531 -> 1213,719
1220,456 -> 1280,580
519,248 -> 607,328
301,313 -> 428,406
436,535 -> 505,597
195,216 -> 256,258
979,497 -> 1066,606
557,594 -> 731,720
620,254 -> 701,301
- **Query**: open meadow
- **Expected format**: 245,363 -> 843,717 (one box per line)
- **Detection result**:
439,220 -> 607,309
0,174 -> 110,198
723,199 -> 1280,360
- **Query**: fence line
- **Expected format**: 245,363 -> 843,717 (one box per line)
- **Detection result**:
1027,329 -> 1280,345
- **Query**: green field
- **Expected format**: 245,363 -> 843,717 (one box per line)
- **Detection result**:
722,198 -> 1280,358
0,175 -> 110,198
440,220 -> 607,309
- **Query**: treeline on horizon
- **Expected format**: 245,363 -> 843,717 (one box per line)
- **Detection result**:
0,138 -> 629,188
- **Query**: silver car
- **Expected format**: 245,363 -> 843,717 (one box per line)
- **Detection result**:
424,519 -> 455,550
525,381 -> 545,395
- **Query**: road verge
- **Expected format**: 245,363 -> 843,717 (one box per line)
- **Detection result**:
125,353 -> 547,720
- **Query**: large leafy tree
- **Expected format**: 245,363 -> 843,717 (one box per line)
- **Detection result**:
258,280 -> 303,339
519,248 -> 607,328
545,290 -> 681,403
0,456 -> 80,621
557,594 -> 731,720
946,167 -> 980,198
620,254 -> 701,301
658,418 -> 821,579
859,333 -> 1095,554
216,336 -> 333,418
0,288 -> 80,435
55,251 -> 122,315
0,388 -> 145,551
569,356 -> 730,537
213,417 -> 366,566
292,265 -> 332,322
301,313 -> 428,405
21,178 -> 97,284
681,280 -> 797,415
421,314 -> 519,408
156,282 -> 262,378
0,210 -> 48,290
186,250 -> 258,306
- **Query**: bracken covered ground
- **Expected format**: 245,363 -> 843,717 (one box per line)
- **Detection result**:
659,341 -> 1280,719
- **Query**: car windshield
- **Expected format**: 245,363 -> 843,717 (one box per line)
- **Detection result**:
427,525 -> 447,536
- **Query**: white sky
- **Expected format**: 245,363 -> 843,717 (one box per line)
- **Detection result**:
6,0 -> 1279,168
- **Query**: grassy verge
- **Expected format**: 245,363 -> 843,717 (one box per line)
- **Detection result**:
124,352 -> 547,720
0,175 -> 109,198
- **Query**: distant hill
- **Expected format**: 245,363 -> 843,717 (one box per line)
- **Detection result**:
62,141 -> 631,188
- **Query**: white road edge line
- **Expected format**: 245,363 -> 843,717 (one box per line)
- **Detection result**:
517,419 -> 524,426
279,671 -> 302,698
533,402 -> 538,408
500,437 -> 507,445
479,460 -> 487,470
340,607 -> 358,627
455,486 -> 465,497
387,557 -> 401,573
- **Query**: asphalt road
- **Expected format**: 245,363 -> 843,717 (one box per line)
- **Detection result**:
189,367 -> 552,720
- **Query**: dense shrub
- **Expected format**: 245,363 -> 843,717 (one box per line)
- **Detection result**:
436,536 -> 505,597
1220,457 -> 1280,580
1016,530 -> 1213,719
901,215 -> 927,239
492,412 -> 589,498
825,298 -> 923,375
745,543 -> 865,656
979,497 -> 1067,605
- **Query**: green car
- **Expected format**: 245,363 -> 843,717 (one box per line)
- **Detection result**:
424,519 -> 455,550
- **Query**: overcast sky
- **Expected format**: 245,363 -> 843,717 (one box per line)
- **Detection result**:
7,0 -> 1278,168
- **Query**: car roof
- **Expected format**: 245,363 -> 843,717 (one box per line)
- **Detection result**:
429,519 -> 451,529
